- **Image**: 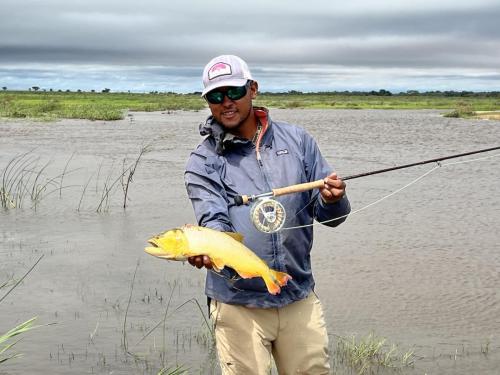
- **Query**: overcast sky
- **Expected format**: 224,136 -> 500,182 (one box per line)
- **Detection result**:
1,0 -> 499,93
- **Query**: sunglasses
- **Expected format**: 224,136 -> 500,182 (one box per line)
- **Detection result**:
205,81 -> 251,104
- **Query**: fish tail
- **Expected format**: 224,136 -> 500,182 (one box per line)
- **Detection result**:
262,274 -> 281,295
262,270 -> 292,295
272,270 -> 292,287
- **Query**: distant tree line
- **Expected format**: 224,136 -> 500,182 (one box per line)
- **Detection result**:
0,87 -> 114,93
260,90 -> 500,97
2,87 -> 500,97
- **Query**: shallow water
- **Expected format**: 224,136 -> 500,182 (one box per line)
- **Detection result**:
1,109 -> 499,374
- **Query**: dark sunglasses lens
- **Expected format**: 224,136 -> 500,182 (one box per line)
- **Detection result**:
205,83 -> 248,104
226,85 -> 247,100
206,91 -> 224,104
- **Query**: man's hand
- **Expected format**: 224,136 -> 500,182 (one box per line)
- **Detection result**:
188,255 -> 213,269
319,172 -> 346,204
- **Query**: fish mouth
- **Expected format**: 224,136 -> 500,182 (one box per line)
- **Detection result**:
144,246 -> 166,257
144,237 -> 188,261
147,238 -> 159,247
144,238 -> 169,258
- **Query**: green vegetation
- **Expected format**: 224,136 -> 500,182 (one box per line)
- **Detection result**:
0,90 -> 499,121
255,90 -> 500,113
1,148 -> 149,212
334,332 -> 415,374
1,256 -> 45,365
0,91 -> 205,121
442,102 -> 476,118
157,366 -> 188,375
0,151 -> 66,210
0,318 -> 40,364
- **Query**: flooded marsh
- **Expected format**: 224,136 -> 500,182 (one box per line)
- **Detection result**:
1,109 -> 500,374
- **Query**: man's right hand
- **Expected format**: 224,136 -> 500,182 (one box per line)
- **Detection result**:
188,255 -> 213,269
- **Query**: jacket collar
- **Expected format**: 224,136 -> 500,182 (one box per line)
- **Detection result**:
199,107 -> 273,155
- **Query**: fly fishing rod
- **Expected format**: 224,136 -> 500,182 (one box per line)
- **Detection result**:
235,145 -> 500,233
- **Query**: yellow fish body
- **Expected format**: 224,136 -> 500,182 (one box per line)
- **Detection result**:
145,225 -> 291,295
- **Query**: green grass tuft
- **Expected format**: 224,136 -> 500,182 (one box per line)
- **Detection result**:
334,332 -> 414,374
0,318 -> 40,364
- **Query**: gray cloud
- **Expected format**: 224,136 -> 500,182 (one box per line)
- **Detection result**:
1,0 -> 499,91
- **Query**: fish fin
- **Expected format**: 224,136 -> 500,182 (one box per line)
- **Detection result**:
223,232 -> 244,242
262,273 -> 281,295
210,257 -> 226,272
262,270 -> 292,295
271,270 -> 292,287
237,271 -> 259,279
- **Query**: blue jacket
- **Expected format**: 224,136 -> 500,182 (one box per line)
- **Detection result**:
184,108 -> 351,308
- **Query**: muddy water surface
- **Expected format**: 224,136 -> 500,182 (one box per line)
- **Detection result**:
1,109 -> 499,374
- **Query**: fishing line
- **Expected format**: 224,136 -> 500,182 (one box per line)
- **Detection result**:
236,146 -> 500,233
195,153 -> 499,285
282,152 -> 500,231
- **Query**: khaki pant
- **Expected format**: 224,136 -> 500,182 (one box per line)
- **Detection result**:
210,293 -> 330,375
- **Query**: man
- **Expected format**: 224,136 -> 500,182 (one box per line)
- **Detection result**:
184,55 -> 351,374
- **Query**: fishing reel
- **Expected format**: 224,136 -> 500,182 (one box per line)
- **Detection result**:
249,198 -> 286,233
233,147 -> 500,233
234,180 -> 327,233
234,179 -> 327,233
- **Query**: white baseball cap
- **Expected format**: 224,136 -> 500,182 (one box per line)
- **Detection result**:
201,55 -> 253,96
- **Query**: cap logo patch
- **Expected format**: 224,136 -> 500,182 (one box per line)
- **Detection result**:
208,62 -> 232,80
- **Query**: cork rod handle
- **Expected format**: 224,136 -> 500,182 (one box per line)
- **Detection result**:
272,179 -> 325,197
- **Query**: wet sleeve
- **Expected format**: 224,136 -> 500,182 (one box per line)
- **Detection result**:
184,151 -> 234,232
301,130 -> 351,227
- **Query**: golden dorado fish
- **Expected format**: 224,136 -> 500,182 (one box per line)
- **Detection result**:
144,225 -> 292,295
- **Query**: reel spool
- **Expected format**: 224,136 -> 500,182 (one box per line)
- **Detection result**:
250,198 -> 286,233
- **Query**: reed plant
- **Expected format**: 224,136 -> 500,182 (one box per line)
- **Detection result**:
0,255 -> 45,365
0,317 -> 39,364
120,262 -> 197,375
1,146 -> 148,212
334,332 -> 414,374
120,144 -> 151,209
94,144 -> 150,212
0,318 -> 40,364
157,366 -> 188,375
1,151 -> 78,210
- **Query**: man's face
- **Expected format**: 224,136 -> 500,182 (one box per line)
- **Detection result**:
205,81 -> 258,134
